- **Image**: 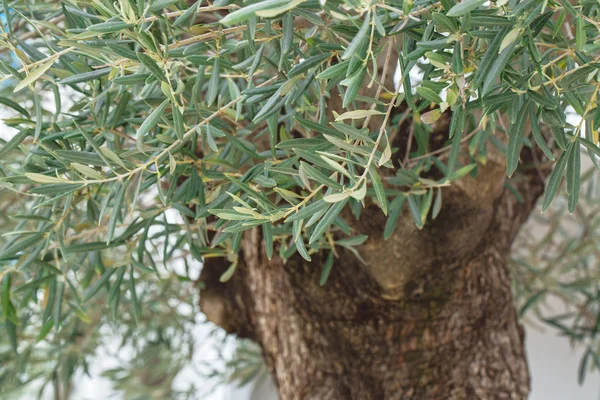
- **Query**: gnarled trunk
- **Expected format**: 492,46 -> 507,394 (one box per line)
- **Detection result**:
199,145 -> 546,399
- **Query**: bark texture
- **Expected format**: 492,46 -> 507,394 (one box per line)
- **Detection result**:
199,144 -> 546,399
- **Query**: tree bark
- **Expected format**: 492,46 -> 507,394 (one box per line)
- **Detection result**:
199,142 -> 546,399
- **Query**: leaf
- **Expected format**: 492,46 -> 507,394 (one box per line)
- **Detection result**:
136,99 -> 169,139
446,0 -> 486,17
14,58 -> 56,93
335,109 -> 384,121
137,53 -> 167,82
482,40 -> 518,96
369,167 -> 388,215
206,58 -> 220,106
61,68 -> 111,85
529,107 -> 554,160
506,101 -> 529,177
421,109 -> 442,124
541,150 -> 568,212
220,0 -> 291,25
566,141 -> 581,213
71,163 -> 103,180
432,188 -> 442,219
25,173 -> 72,184
87,20 -> 132,33
319,251 -> 335,286
288,53 -> 330,77
219,263 -> 237,282
0,129 -> 29,158
416,86 -> 442,104
106,180 -> 128,244
342,13 -> 370,60
309,198 -> 348,244
263,223 -> 274,260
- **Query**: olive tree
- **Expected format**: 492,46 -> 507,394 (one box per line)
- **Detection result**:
1,0 -> 600,398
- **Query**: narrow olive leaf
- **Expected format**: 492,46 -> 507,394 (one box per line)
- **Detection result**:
206,58 -> 220,106
25,173 -> 72,184
416,86 -> 442,104
368,167 -> 388,215
137,53 -> 167,82
342,13 -> 370,60
566,141 -> 581,214
107,43 -> 138,60
288,53 -> 330,77
432,188 -> 443,219
319,251 -> 335,286
529,107 -> 554,160
407,195 -> 423,229
447,108 -> 465,175
220,0 -> 290,25
0,129 -> 29,158
335,109 -> 384,121
61,68 -> 111,85
71,163 -> 103,180
137,99 -> 169,139
506,102 -> 529,177
482,40 -> 517,96
578,137 -> 600,159
421,109 -> 442,124
263,223 -> 274,260
217,262 -> 237,282
528,90 -> 557,110
309,198 -> 348,244
83,268 -> 116,302
0,97 -> 30,117
106,180 -> 128,244
172,105 -> 185,141
472,26 -> 509,88
295,235 -> 311,262
541,150 -> 568,212
13,58 -> 55,93
87,20 -> 132,33
576,17 -> 586,52
317,61 -> 349,79
446,0 -> 486,17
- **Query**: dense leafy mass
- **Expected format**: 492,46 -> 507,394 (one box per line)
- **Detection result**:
0,0 -> 600,395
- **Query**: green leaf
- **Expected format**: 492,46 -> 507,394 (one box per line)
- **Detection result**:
308,198 -> 348,244
566,141 -> 581,213
482,40 -> 517,96
446,0 -> 486,17
342,13 -> 370,60
263,223 -> 274,260
288,53 -> 330,77
136,99 -> 169,139
13,58 -> 55,93
219,263 -> 237,282
220,0 -> 291,25
87,20 -> 132,33
61,68 -> 111,85
416,86 -> 443,104
106,180 -> 128,244
206,58 -> 220,106
319,251 -> 335,286
137,53 -> 167,82
541,150 -> 568,212
0,129 -> 29,158
506,101 -> 529,177
529,107 -> 554,160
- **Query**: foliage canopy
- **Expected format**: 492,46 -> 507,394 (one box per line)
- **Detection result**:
1,0 -> 600,396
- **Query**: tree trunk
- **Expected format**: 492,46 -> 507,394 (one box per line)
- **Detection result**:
199,142 -> 546,399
